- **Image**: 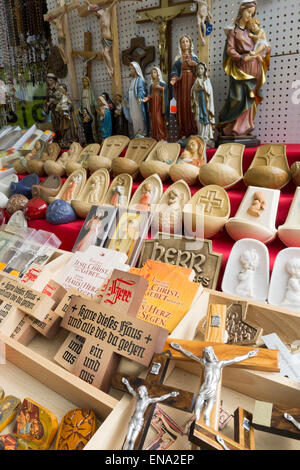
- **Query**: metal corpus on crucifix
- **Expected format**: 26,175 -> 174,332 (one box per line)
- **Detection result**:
164,304 -> 280,439
44,0 -> 80,100
59,270 -> 169,392
136,0 -> 196,80
111,351 -> 196,450
72,32 -> 102,81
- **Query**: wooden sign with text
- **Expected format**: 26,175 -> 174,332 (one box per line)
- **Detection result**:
60,270 -> 169,391
0,276 -> 54,321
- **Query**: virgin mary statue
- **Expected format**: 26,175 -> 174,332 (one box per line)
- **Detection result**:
218,0 -> 270,137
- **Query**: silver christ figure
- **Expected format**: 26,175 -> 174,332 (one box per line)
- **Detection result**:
171,343 -> 258,426
122,377 -> 179,450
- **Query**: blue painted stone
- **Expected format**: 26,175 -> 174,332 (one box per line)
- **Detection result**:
9,174 -> 40,199
46,200 -> 77,225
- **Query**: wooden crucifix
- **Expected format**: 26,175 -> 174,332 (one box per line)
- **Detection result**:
111,351 -> 196,450
164,304 -> 280,437
135,0 -> 196,81
44,0 -> 80,100
72,32 -> 102,81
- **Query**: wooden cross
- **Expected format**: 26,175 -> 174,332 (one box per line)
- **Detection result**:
136,0 -> 196,80
111,351 -> 196,450
189,420 -> 248,450
59,270 -> 169,392
164,304 -> 279,440
44,0 -> 80,100
234,407 -> 255,450
252,400 -> 300,441
72,32 -> 102,81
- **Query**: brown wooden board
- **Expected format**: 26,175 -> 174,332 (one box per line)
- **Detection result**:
189,420 -> 247,450
252,401 -> 300,441
234,407 -> 255,450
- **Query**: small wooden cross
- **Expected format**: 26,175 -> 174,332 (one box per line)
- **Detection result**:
135,0 -> 196,80
234,407 -> 255,450
189,420 -> 247,450
72,32 -> 102,81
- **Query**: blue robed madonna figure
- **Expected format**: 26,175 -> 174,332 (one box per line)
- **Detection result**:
97,95 -> 112,140
170,34 -> 199,139
124,61 -> 148,137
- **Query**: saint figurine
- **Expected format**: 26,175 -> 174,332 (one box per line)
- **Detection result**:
54,83 -> 79,148
61,174 -> 82,202
114,93 -> 129,136
143,67 -> 169,142
218,0 -> 271,137
122,377 -> 179,450
124,62 -> 148,138
109,176 -> 126,206
97,95 -> 113,140
43,73 -> 60,140
191,62 -> 215,146
79,76 -> 97,142
78,107 -> 94,145
135,182 -> 153,211
170,35 -> 199,140
171,343 -> 258,426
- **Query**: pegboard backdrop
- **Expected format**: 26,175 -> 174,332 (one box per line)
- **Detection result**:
46,0 -> 300,143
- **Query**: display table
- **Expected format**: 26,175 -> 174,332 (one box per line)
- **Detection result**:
18,144 -> 300,289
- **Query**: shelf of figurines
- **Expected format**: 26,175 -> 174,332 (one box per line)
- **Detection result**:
0,136 -> 299,261
0,245 -> 300,451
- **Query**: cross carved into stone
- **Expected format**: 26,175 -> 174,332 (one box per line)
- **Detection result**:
197,190 -> 223,215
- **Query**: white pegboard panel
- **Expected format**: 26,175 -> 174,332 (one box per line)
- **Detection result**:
45,0 -> 299,143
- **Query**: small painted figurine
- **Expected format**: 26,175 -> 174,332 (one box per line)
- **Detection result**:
143,67 -> 168,142
170,342 -> 258,426
122,377 -> 179,450
124,62 -> 148,137
191,62 -> 215,145
179,135 -> 205,167
78,107 -> 94,145
97,95 -> 113,140
136,182 -> 153,211
61,174 -> 82,202
114,93 -> 129,136
54,83 -> 79,148
170,35 -> 199,139
109,176 -> 126,206
218,0 -> 271,136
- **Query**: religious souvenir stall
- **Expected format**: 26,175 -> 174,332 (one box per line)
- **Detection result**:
0,0 -> 300,453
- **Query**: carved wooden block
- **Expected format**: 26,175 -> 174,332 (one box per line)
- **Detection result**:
55,408 -> 97,450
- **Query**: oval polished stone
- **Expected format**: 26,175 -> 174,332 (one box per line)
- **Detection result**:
6,194 -> 29,215
24,198 -> 48,220
46,200 -> 77,225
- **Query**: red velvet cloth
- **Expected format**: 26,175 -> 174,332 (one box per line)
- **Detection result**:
18,144 -> 300,290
